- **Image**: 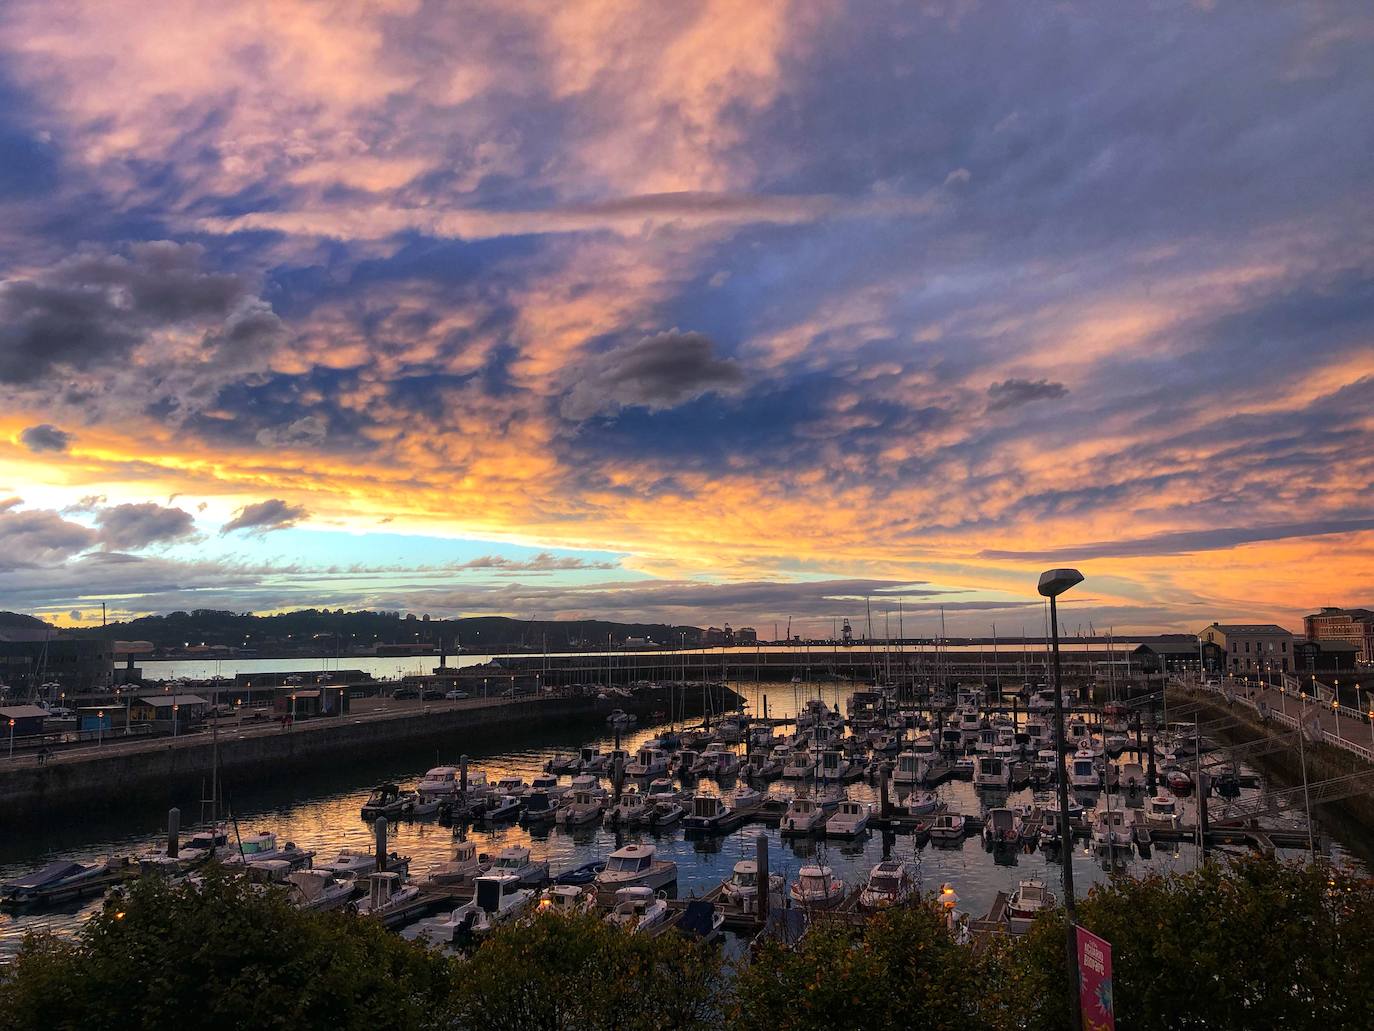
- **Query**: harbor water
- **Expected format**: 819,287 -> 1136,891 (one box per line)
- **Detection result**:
0,681 -> 1359,957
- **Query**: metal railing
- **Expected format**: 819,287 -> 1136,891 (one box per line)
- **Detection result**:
1180,678 -> 1374,764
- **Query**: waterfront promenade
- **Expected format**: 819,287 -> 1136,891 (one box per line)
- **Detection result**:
1184,675 -> 1374,764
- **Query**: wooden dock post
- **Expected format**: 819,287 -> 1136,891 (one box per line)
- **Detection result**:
166,807 -> 180,859
374,816 -> 388,871
756,833 -> 770,922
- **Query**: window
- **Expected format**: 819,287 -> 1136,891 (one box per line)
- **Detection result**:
1282,641 -> 1287,652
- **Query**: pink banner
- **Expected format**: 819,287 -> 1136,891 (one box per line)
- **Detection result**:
1077,925 -> 1115,1031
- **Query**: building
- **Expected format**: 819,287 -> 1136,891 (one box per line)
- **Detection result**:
0,636 -> 114,696
735,627 -> 758,645
702,627 -> 726,647
271,685 -> 351,717
1293,640 -> 1360,675
129,694 -> 210,729
0,704 -> 48,739
1197,623 -> 1295,674
1133,641 -> 1226,675
1302,607 -> 1374,663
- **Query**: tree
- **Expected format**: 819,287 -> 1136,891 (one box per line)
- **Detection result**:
441,910 -> 723,1030
0,870 -> 451,1031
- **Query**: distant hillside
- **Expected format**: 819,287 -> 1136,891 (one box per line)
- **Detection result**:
0,611 -> 52,629
62,609 -> 704,654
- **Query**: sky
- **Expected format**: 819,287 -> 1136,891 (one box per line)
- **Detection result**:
0,1 -> 1371,637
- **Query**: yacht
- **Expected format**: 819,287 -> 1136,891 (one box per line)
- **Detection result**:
223,832 -> 313,870
413,873 -> 534,944
1069,749 -> 1101,790
546,751 -> 581,775
1091,806 -> 1133,858
138,824 -> 230,874
719,859 -> 783,915
536,883 -> 597,916
1,858 -> 115,907
627,747 -> 670,778
982,807 -> 1019,850
675,749 -> 700,777
974,755 -> 1012,790
595,843 -> 677,892
779,796 -> 827,836
929,812 -> 966,843
318,849 -> 410,880
361,783 -> 412,820
606,708 -> 638,729
519,789 -> 560,826
355,871 -> 421,917
1145,793 -> 1181,828
1118,762 -> 1145,793
423,839 -> 489,886
604,791 -> 650,828
858,860 -> 916,910
493,776 -> 527,796
788,864 -> 845,908
814,749 -> 853,782
556,789 -> 606,826
825,800 -> 871,837
286,869 -> 355,911
483,795 -> 523,823
1007,879 -> 1056,927
893,750 -> 926,786
417,766 -> 461,800
683,794 -> 736,834
782,748 -> 816,779
489,845 -> 548,886
906,790 -> 941,817
604,886 -> 670,934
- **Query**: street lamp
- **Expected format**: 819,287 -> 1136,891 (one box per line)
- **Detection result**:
1038,566 -> 1084,1031
97,710 -> 104,747
172,704 -> 179,738
7,718 -> 13,759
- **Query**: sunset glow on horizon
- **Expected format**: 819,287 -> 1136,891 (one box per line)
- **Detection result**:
2,2 -> 1372,634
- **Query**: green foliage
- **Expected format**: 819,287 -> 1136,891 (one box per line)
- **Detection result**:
0,869 -> 451,1031
733,901 -> 998,1031
441,910 -> 722,1030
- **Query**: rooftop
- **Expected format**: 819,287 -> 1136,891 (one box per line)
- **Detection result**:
1204,623 -> 1293,635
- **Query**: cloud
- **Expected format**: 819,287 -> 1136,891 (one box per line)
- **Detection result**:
93,502 -> 197,549
985,378 -> 1069,411
255,415 -> 328,448
0,506 -> 97,570
561,330 -> 745,421
450,552 -> 617,572
221,499 -> 310,535
19,424 -> 73,453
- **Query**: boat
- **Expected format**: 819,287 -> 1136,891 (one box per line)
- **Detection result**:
412,873 -> 534,944
953,757 -> 976,778
285,869 -> 355,911
701,746 -> 740,778
1069,749 -> 1100,790
1036,798 -> 1085,845
1006,879 -> 1056,926
562,773 -> 606,800
556,789 -> 606,826
1145,793 -> 1181,828
606,708 -> 638,728
730,784 -> 765,813
1119,762 -> 1146,793
683,794 -> 737,834
483,795 -> 523,823
974,755 -> 1012,790
604,791 -> 650,828
906,790 -> 940,816
814,749 -> 853,782
579,747 -> 610,772
981,807 -> 1019,850
1,858 -> 121,907
317,849 -> 410,880
493,776 -> 527,796
354,871 -> 421,917
825,800 -> 871,837
489,845 -> 549,886
781,749 -> 816,779
422,839 -> 489,886
893,749 -> 927,786
1166,769 -> 1194,794
595,843 -> 677,892
743,754 -> 783,779
646,777 -> 678,799
675,749 -> 700,777
361,783 -> 412,819
222,832 -> 313,870
1091,805 -> 1133,857
929,812 -> 966,843
647,799 -> 685,827
137,824 -> 231,874
604,886 -> 670,934
1104,733 -> 1130,756
780,796 -> 827,836
858,860 -> 916,910
552,861 -> 606,885
519,789 -> 561,826
788,864 -> 845,908
626,747 -> 670,778
546,751 -> 581,774
417,766 -> 461,800
719,859 -> 783,915
536,883 -> 597,916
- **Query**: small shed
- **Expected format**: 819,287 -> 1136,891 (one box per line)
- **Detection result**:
0,704 -> 48,738
130,694 -> 210,726
272,685 -> 350,717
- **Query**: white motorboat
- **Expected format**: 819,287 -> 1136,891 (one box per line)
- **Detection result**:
1119,762 -> 1146,793
483,795 -> 523,823
929,812 -> 966,843
490,845 -> 549,886
893,749 -> 928,786
647,777 -> 677,799
519,789 -> 561,826
546,751 -> 581,774
536,883 -> 597,916
222,831 -> 312,870
675,749 -> 700,777
412,873 -> 534,944
604,886 -> 670,934
1070,749 -> 1100,790
825,800 -> 871,837
1,858 -> 118,906
286,869 -> 354,911
1145,793 -> 1181,828
858,859 -> 916,910
743,753 -> 783,779
788,864 -> 845,908
780,796 -> 827,836
701,746 -> 740,778
648,799 -> 685,826
719,859 -> 783,915
493,776 -> 527,796
556,789 -> 606,826
627,747 -> 670,778
730,784 -> 765,813
982,807 -> 1019,850
781,748 -> 816,779
1091,805 -> 1133,857
595,843 -> 677,892
529,773 -> 560,793
814,749 -> 853,782
1006,878 -> 1056,926
906,790 -> 940,817
318,849 -> 410,880
417,766 -> 461,800
606,708 -> 638,728
354,871 -> 421,917
604,791 -> 650,828
138,824 -> 230,873
973,755 -> 1012,790
360,783 -> 412,819
683,793 -> 736,833
423,839 -> 489,886
579,747 -> 610,772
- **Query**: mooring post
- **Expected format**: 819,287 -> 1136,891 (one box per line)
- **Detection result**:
1197,772 -> 1210,854
879,762 -> 890,817
460,755 -> 469,794
1146,733 -> 1157,790
612,753 -> 624,804
166,807 -> 180,859
755,832 -> 769,921
374,816 -> 388,871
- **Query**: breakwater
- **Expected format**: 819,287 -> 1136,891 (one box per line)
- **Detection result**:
0,685 -> 739,821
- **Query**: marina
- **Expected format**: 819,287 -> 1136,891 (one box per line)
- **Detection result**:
1,678 -> 1364,958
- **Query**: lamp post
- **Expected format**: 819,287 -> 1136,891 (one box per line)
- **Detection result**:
172,704 -> 179,738
7,718 -> 14,759
97,710 -> 104,747
1038,566 -> 1084,1031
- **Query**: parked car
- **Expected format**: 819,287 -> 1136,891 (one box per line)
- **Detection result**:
391,688 -> 420,700
444,690 -> 469,700
420,689 -> 445,701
